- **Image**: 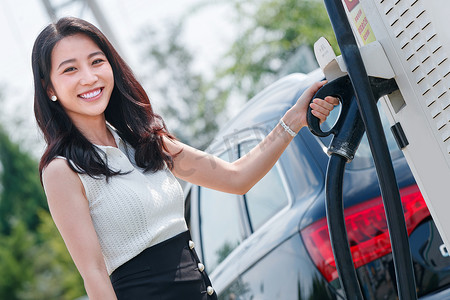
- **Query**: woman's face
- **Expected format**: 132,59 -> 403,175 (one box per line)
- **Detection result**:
48,33 -> 114,126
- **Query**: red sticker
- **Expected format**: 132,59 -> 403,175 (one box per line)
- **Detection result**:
344,0 -> 360,12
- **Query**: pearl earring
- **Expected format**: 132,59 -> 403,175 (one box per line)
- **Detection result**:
51,95 -> 57,102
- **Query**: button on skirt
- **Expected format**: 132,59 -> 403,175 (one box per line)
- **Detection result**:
110,231 -> 217,300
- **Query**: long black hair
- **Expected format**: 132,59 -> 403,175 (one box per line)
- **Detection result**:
32,17 -> 175,182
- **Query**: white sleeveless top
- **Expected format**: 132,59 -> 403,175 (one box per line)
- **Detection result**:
69,127 -> 187,275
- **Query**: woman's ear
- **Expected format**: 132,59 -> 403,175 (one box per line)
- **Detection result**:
43,80 -> 56,99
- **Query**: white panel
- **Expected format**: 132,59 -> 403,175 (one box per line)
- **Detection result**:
352,0 -> 450,247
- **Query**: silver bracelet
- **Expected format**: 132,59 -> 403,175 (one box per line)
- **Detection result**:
279,119 -> 297,137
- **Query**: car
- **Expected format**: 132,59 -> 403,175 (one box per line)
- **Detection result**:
183,69 -> 450,299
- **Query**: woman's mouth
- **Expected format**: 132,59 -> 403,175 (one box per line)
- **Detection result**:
78,88 -> 103,101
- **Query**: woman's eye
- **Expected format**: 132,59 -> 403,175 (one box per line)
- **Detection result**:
63,67 -> 76,73
93,59 -> 104,65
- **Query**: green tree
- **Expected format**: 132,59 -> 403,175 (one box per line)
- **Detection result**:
138,22 -> 230,149
0,99 -> 84,298
0,211 -> 85,300
221,0 -> 337,99
0,221 -> 35,299
18,209 -> 85,300
138,0 -> 335,147
0,125 -> 47,234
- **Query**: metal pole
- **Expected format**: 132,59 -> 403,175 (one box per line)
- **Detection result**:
40,0 -> 58,22
39,0 -> 124,57
84,0 -> 124,56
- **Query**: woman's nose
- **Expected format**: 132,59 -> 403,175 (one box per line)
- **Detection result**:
79,68 -> 98,85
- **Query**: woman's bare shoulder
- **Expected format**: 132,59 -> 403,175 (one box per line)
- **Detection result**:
43,157 -> 71,176
42,157 -> 81,191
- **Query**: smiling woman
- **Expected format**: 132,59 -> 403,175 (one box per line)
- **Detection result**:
48,34 -> 114,130
31,16 -> 337,300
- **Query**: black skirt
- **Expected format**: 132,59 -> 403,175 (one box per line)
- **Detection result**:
110,231 -> 218,300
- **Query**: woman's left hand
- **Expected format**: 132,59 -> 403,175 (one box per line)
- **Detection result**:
284,81 -> 340,133
310,95 -> 340,125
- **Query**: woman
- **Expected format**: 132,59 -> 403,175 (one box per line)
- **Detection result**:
32,17 -> 338,299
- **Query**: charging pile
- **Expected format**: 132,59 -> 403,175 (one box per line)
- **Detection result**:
307,0 -> 450,299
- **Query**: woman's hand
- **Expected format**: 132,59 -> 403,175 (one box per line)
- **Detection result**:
283,81 -> 340,134
310,95 -> 340,125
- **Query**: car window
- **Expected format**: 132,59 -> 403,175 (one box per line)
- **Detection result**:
199,150 -> 243,273
319,100 -> 402,169
239,140 -> 290,231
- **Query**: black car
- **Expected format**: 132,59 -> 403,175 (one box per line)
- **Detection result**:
184,69 -> 450,299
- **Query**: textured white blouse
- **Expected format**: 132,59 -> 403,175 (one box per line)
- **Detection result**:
67,127 -> 187,275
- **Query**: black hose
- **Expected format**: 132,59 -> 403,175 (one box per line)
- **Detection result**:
323,0 -> 417,299
326,154 -> 364,300
309,79 -> 366,299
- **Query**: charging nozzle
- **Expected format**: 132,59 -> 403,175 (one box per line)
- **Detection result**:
307,75 -> 399,162
307,75 -> 365,162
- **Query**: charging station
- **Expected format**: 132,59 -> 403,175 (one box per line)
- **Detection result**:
340,0 -> 450,252
307,0 -> 450,299
313,0 -> 450,257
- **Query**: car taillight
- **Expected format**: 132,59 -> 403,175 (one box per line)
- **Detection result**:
301,185 -> 430,282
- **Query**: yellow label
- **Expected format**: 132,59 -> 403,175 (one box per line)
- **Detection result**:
346,0 -> 377,45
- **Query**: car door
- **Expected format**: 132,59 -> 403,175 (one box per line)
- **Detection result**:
187,127 -> 328,298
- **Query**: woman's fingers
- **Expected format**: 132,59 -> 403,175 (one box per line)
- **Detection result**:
310,105 -> 329,122
325,96 -> 340,106
310,96 -> 339,123
311,97 -> 339,114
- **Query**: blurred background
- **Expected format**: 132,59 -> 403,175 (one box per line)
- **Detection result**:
0,0 -> 336,298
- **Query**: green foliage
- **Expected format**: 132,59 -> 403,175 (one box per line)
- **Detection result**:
0,124 -> 84,298
138,23 -> 229,149
0,221 -> 35,299
0,211 -> 84,300
221,0 -> 338,99
0,125 -> 47,234
18,210 -> 85,300
138,0 -> 336,147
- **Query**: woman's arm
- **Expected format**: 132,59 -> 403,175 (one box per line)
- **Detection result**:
42,159 -> 117,300
167,81 -> 338,194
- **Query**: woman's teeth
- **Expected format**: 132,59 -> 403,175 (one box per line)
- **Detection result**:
80,88 -> 101,99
